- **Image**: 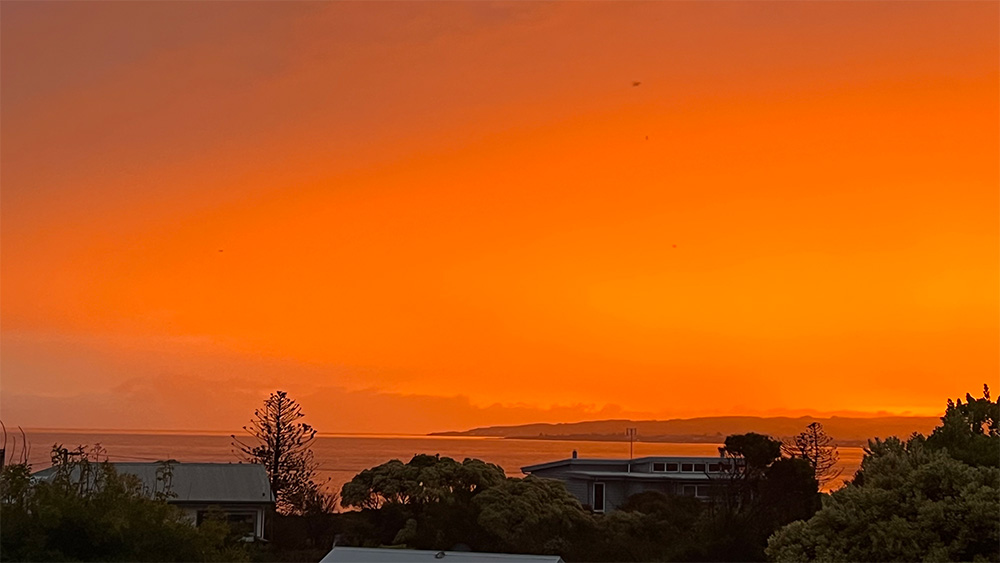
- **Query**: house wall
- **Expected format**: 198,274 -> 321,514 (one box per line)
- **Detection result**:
527,458 -> 722,512
174,503 -> 268,540
573,479 -> 699,512
563,478 -> 589,505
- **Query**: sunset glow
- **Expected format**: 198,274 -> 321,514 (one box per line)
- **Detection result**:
2,2 -> 997,433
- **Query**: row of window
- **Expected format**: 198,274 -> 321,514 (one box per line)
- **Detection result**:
591,482 -> 711,512
682,484 -> 711,497
650,461 -> 729,473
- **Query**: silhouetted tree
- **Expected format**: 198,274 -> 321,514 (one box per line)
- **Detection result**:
783,422 -> 841,486
585,491 -> 703,561
925,384 -> 999,467
700,432 -> 812,562
341,454 -> 508,550
768,386 -> 1000,562
715,432 -> 783,513
341,454 -> 506,511
474,476 -> 593,557
233,391 -> 323,515
722,432 -> 782,477
760,457 -> 821,527
767,436 -> 999,562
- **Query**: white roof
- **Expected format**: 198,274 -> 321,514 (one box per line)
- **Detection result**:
33,462 -> 274,504
320,547 -> 563,563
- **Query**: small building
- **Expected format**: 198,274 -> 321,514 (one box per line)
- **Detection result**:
321,547 -> 564,563
521,455 -> 734,513
33,462 -> 274,539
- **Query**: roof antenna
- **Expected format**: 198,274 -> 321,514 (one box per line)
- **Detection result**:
17,427 -> 29,464
0,420 -> 7,468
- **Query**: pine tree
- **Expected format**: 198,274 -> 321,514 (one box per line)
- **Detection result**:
784,422 -> 841,486
232,391 -> 320,514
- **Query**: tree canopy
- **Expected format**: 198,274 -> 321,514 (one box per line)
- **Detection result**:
767,386 -> 1000,562
333,438 -> 821,562
474,476 -> 593,557
722,432 -> 783,476
767,437 -> 999,562
925,384 -> 999,467
341,454 -> 506,510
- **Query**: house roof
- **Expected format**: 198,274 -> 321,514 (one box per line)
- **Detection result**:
320,547 -> 563,563
33,462 -> 274,504
521,455 -> 726,473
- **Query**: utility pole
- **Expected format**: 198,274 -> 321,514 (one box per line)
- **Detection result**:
626,427 -> 637,460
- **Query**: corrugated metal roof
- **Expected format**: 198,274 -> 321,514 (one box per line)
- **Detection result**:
33,462 -> 274,504
320,547 -> 563,563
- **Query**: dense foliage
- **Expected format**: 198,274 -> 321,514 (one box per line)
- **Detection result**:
925,384 -> 999,467
0,446 -> 247,562
275,386 -> 998,562
341,454 -> 506,510
333,436 -> 820,562
767,386 -> 1000,562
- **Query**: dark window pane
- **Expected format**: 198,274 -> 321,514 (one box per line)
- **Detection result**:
652,462 -> 666,472
694,463 -> 706,472
681,463 -> 693,472
594,483 -> 605,512
709,463 -> 720,472
666,463 -> 678,471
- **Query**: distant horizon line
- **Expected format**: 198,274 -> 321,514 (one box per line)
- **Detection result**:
18,411 -> 941,437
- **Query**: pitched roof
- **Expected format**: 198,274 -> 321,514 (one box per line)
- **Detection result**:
33,462 -> 274,504
321,547 -> 563,563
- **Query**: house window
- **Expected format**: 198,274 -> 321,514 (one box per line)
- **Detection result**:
652,462 -> 666,472
694,463 -> 706,472
708,463 -> 720,472
593,483 -> 606,512
681,463 -> 693,472
198,510 -> 256,538
666,463 -> 678,472
682,485 -> 697,496
697,485 -> 711,498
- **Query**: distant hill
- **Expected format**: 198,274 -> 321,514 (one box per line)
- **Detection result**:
429,416 -> 940,447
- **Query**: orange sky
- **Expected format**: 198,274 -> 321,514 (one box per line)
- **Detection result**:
2,2 -> 997,434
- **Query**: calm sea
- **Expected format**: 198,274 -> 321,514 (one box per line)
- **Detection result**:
15,430 -> 862,495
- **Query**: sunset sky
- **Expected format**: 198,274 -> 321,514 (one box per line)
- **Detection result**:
2,2 -> 997,434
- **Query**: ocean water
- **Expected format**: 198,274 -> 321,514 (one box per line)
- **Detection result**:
15,430 -> 863,495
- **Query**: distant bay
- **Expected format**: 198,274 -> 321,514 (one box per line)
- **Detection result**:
18,430 -> 864,494
432,415 -> 939,448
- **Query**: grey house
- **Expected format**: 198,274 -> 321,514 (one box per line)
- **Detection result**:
522,455 -> 734,513
33,462 -> 274,539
